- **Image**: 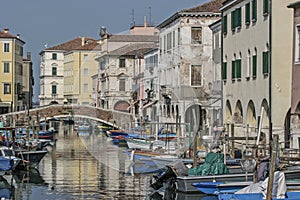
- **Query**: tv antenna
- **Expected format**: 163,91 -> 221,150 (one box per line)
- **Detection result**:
130,9 -> 135,27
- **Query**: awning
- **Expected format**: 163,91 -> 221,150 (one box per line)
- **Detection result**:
142,100 -> 158,109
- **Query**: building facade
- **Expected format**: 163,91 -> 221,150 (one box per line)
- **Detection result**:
96,26 -> 158,120
221,0 -> 293,147
0,29 -> 25,114
39,37 -> 99,106
288,1 -> 300,148
39,49 -> 65,106
156,0 -> 223,135
22,52 -> 34,109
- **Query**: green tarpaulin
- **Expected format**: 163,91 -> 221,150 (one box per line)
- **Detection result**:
188,152 -> 228,176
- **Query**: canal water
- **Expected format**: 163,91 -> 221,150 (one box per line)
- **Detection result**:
5,125 -> 213,200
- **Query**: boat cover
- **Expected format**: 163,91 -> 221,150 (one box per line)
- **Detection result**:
235,171 -> 286,199
187,152 -> 228,176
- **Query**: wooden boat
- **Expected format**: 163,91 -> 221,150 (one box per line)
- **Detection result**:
177,169 -> 300,193
14,149 -> 48,168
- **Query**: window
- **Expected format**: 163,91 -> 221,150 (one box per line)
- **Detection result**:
167,32 -> 172,51
52,67 -> 57,76
236,59 -> 242,79
252,54 -> 257,77
232,60 -> 236,79
177,28 -> 181,45
3,63 -> 9,73
222,62 -> 227,80
119,79 -> 125,91
263,51 -> 269,74
4,43 -> 9,52
191,27 -> 202,44
172,31 -> 175,48
83,68 -> 88,76
191,65 -> 202,86
52,85 -> 57,94
223,15 -> 228,34
84,54 -> 88,61
237,7 -> 242,28
263,0 -> 269,15
83,84 -> 88,92
3,83 -> 11,94
296,26 -> 300,62
246,50 -> 251,78
245,3 -> 250,25
52,53 -> 57,60
231,8 -> 241,31
119,58 -> 125,68
252,0 -> 257,21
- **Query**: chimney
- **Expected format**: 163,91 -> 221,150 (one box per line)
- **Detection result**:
144,16 -> 147,27
27,52 -> 31,61
81,37 -> 85,46
4,28 -> 9,33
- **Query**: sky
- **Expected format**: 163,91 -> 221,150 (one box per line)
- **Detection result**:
0,0 -> 210,102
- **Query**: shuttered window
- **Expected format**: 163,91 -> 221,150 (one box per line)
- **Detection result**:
263,51 -> 269,74
252,55 -> 257,78
223,15 -> 227,35
222,62 -> 227,80
252,0 -> 257,21
245,3 -> 250,25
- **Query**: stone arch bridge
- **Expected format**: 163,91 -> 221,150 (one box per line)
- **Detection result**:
0,105 -> 132,128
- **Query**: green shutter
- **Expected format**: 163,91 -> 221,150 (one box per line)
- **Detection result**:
232,60 -> 236,79
222,62 -> 227,80
236,59 -> 241,78
223,15 -> 227,34
252,0 -> 257,21
263,52 -> 269,74
231,10 -> 235,30
263,0 -> 269,14
237,8 -> 242,28
252,55 -> 257,77
245,3 -> 250,24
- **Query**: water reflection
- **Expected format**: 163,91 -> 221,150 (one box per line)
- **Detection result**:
0,125 -> 213,199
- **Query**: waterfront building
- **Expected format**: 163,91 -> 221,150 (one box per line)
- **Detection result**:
288,1 -> 300,148
39,37 -> 99,106
155,0 -> 223,135
208,18 -> 223,131
0,28 -> 25,113
95,25 -> 158,118
39,46 -> 65,106
221,0 -> 293,147
22,52 -> 34,109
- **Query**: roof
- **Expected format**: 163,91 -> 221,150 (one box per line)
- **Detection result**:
157,0 -> 224,29
108,43 -> 157,57
44,37 -> 97,52
0,29 -> 25,43
106,34 -> 158,43
181,0 -> 224,13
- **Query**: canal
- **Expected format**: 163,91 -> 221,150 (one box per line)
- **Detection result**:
5,124 -> 212,200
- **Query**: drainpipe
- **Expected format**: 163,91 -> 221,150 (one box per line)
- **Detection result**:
269,0 -> 273,149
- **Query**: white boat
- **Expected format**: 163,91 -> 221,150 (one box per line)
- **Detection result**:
126,139 -> 177,153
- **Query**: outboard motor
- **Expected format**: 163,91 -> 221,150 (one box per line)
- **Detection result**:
150,161 -> 188,190
150,166 -> 176,190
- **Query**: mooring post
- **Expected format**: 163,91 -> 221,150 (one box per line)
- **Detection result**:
266,134 -> 278,200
